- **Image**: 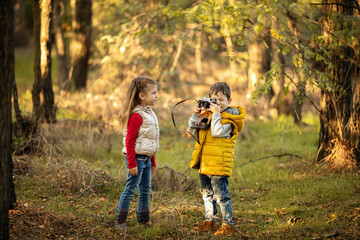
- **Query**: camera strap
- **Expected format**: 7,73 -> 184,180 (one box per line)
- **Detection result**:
171,98 -> 201,144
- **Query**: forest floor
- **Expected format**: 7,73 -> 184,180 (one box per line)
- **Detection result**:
9,48 -> 360,239
9,114 -> 360,239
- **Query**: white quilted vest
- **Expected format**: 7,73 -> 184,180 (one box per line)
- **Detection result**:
122,105 -> 160,157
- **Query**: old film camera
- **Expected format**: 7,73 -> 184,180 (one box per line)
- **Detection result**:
189,97 -> 217,129
198,97 -> 216,109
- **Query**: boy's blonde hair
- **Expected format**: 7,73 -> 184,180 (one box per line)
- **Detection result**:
209,82 -> 231,99
119,76 -> 157,130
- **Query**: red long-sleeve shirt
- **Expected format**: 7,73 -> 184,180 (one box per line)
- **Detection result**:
125,113 -> 156,169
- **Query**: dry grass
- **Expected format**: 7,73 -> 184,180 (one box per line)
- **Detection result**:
323,139 -> 357,173
152,166 -> 195,192
10,113 -> 360,239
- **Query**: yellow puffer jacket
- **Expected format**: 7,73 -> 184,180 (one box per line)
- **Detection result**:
190,106 -> 245,177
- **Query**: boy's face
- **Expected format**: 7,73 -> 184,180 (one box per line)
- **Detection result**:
210,91 -> 231,112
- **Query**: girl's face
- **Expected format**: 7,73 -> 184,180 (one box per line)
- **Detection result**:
139,84 -> 158,106
210,91 -> 231,112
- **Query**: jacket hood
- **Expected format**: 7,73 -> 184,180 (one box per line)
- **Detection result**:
221,106 -> 245,135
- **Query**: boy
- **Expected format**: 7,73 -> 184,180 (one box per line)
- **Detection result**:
188,82 -> 245,236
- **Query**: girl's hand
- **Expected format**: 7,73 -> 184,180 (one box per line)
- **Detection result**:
128,166 -> 138,176
151,165 -> 156,175
193,104 -> 201,114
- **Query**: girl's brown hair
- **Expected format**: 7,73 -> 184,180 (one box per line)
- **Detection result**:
119,76 -> 157,130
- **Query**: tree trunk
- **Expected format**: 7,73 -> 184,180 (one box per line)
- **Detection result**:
286,9 -> 305,125
53,0 -> 70,92
247,29 -> 272,100
32,0 -> 56,128
0,0 -> 15,238
293,79 -> 305,125
32,0 -> 42,132
270,19 -> 286,114
41,0 -> 56,123
70,0 -> 92,90
220,18 -> 237,79
14,0 -> 29,47
317,0 -> 360,169
270,20 -> 295,117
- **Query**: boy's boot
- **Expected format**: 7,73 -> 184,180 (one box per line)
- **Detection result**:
214,223 -> 233,236
136,208 -> 152,226
193,220 -> 217,232
115,208 -> 128,231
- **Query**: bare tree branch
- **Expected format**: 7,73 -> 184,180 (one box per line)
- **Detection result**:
69,184 -> 107,208
239,154 -> 302,167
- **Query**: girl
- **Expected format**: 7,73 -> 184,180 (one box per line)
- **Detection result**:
116,76 -> 159,230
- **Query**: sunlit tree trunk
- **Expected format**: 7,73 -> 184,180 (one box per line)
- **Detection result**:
54,0 -> 70,92
70,0 -> 92,90
33,0 -> 56,125
247,29 -> 272,100
286,9 -> 306,125
317,0 -> 360,169
41,0 -> 56,123
221,18 -> 236,79
270,19 -> 286,114
0,0 -> 15,237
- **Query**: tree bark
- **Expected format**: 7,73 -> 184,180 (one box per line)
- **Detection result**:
70,0 -> 92,90
286,9 -> 305,125
220,18 -> 237,79
32,0 -> 56,129
53,0 -> 70,92
270,19 -> 287,114
41,0 -> 56,123
0,0 -> 15,238
32,0 -> 42,132
318,0 -> 360,168
247,28 -> 272,100
14,0 -> 29,47
293,79 -> 305,125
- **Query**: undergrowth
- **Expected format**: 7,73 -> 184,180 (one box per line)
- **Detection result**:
9,113 -> 360,239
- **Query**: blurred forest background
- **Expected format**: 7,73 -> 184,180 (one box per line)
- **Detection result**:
1,0 -> 360,239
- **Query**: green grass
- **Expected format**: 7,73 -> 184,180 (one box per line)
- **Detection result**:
14,48 -> 59,94
14,48 -> 34,93
10,111 -> 360,239
14,48 -> 61,116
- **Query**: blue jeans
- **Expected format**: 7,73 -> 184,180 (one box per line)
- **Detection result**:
116,155 -> 152,225
199,174 -> 234,224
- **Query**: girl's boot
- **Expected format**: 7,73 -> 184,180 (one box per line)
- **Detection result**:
115,208 -> 128,231
136,208 -> 151,226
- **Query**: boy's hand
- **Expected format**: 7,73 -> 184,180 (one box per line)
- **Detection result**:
210,103 -> 220,113
151,166 -> 156,175
193,104 -> 201,114
128,166 -> 138,176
